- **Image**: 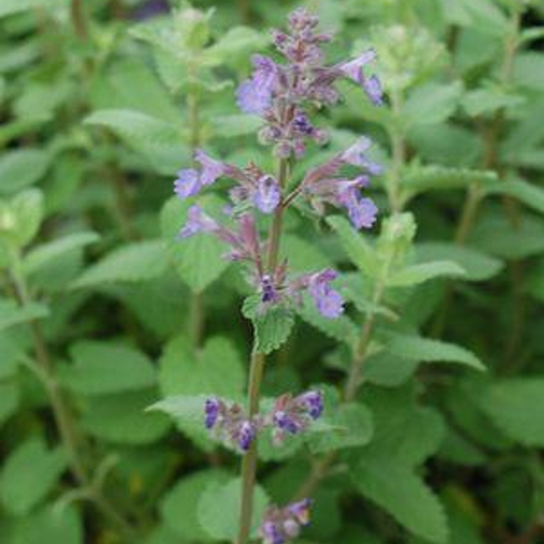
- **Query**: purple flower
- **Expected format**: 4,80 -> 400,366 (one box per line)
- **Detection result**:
174,168 -> 201,198
273,410 -> 303,434
254,175 -> 281,213
299,391 -> 323,419
307,269 -> 344,319
261,274 -> 280,303
194,150 -> 226,186
339,49 -> 376,83
237,55 -> 279,115
363,74 -> 383,106
204,397 -> 221,429
262,521 -> 285,544
341,137 -> 383,175
237,421 -> 255,451
177,205 -> 219,239
287,498 -> 312,526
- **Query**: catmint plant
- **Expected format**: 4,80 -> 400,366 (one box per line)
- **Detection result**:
172,8 -> 382,544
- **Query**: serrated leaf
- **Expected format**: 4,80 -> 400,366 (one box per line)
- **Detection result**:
415,243 -> 503,282
309,403 -> 373,453
386,333 -> 485,371
404,82 -> 463,126
243,297 -> 294,354
82,389 -> 171,445
0,382 -> 19,427
148,394 -> 209,424
353,461 -> 448,544
479,379 -> 544,447
462,88 -> 524,116
386,260 -> 465,287
327,215 -> 377,277
61,341 -> 156,395
0,437 -> 67,515
24,231 -> 99,276
160,196 -> 230,293
484,179 -> 544,215
161,469 -> 230,541
84,109 -> 188,175
71,240 -> 168,289
0,299 -> 49,332
197,478 -> 269,541
212,115 -> 262,138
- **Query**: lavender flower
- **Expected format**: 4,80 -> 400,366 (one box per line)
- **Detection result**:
237,55 -> 279,115
174,168 -> 201,198
269,390 -> 324,445
260,499 -> 313,544
341,137 -> 383,175
254,175 -> 281,213
306,269 -> 344,319
204,397 -> 221,429
194,150 -> 226,186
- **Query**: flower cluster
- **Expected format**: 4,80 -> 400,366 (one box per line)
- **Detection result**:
260,499 -> 313,544
269,391 -> 324,445
204,397 -> 257,452
204,390 -> 323,452
237,7 -> 383,158
173,8 -> 383,322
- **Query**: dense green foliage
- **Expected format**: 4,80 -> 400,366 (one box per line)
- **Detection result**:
1,1 -> 544,543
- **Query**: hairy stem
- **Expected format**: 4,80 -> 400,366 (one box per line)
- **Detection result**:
70,0 -> 88,40
387,89 -> 406,213
237,157 -> 290,544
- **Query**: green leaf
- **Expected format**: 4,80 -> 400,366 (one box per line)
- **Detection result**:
479,379 -> 544,447
10,505 -> 82,544
0,299 -> 49,332
0,149 -> 50,194
327,215 -> 377,277
148,394 -> 209,424
0,0 -> 63,18
1,188 -> 45,247
243,296 -> 295,355
161,469 -> 230,541
23,231 -> 99,276
160,196 -> 230,293
353,461 -> 448,544
308,403 -> 373,453
61,341 -> 156,395
462,88 -> 524,117
402,166 -> 497,197
82,389 -> 171,445
84,109 -> 188,175
386,260 -> 465,287
205,26 -> 266,66
484,179 -> 544,215
212,114 -> 262,138
415,243 -> 503,282
513,53 -> 544,91
159,336 -> 244,400
71,240 -> 168,289
404,82 -> 463,126
0,437 -> 67,515
0,382 -> 19,427
386,333 -> 485,371
454,0 -> 509,37
197,478 -> 269,541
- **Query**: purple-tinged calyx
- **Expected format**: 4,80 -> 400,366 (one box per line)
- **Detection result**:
259,499 -> 313,544
341,137 -> 383,175
177,205 -> 219,239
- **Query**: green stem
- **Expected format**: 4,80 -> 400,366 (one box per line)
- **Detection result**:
236,158 -> 290,544
70,0 -> 88,40
387,89 -> 406,213
7,250 -> 136,541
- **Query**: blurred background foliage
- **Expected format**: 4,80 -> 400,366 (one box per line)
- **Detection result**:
1,0 -> 544,543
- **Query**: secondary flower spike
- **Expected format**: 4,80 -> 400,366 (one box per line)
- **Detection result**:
260,499 -> 313,544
